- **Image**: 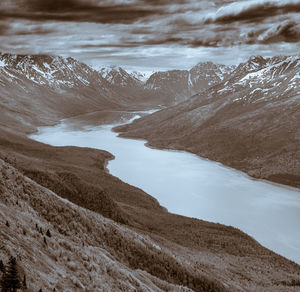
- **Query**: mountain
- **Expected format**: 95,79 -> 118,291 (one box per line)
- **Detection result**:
97,65 -> 151,104
1,128 -> 300,291
0,53 -> 236,133
144,70 -> 192,104
99,65 -> 144,88
189,62 -> 235,92
128,70 -> 153,83
97,63 -> 235,106
144,63 -> 235,104
115,55 -> 300,188
0,53 -> 131,132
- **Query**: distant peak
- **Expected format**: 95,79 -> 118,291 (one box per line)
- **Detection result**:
249,55 -> 264,60
248,55 -> 266,63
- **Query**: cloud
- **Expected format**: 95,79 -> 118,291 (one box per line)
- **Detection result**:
0,0 -> 299,71
246,21 -> 300,44
0,23 -> 11,35
0,0 -> 167,24
258,21 -> 300,43
0,20 -> 56,36
204,0 -> 300,24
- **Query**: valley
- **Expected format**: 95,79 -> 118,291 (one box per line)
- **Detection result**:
0,52 -> 300,291
116,56 -> 300,188
30,114 -> 300,264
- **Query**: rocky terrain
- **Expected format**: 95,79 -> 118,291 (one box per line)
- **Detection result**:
116,55 -> 300,188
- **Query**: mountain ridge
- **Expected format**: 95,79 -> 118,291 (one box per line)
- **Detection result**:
115,55 -> 300,188
98,62 -> 236,104
0,52 -> 236,133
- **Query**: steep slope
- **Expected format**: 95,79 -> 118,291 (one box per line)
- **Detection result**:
0,159 -> 196,291
144,63 -> 235,104
116,55 -> 300,188
98,66 -> 149,105
144,70 -> 192,104
1,144 -> 300,291
0,53 -> 142,133
189,62 -> 235,93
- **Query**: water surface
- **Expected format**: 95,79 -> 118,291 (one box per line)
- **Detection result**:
30,115 -> 300,264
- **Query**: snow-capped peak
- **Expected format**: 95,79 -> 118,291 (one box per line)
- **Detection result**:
0,59 -> 7,67
0,53 -> 98,88
97,65 -> 144,87
128,70 -> 154,83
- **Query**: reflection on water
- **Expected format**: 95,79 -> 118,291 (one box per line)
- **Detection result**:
30,116 -> 300,264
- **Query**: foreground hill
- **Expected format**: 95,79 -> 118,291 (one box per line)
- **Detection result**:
116,55 -> 300,188
1,53 -> 300,290
0,159 -> 196,291
1,135 -> 300,291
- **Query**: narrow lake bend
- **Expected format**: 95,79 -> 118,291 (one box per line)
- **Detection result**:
30,113 -> 300,264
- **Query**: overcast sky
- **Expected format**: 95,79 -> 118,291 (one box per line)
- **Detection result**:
0,0 -> 299,71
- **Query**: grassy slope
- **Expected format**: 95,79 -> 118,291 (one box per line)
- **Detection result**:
0,159 -> 197,291
0,128 -> 300,291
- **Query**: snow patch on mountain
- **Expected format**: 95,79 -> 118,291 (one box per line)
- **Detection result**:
129,70 -> 154,83
0,60 -> 6,67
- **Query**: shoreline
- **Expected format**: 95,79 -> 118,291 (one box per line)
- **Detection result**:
27,108 -> 299,191
28,112 -> 300,264
115,130 -> 300,192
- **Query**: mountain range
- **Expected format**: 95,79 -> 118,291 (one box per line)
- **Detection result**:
116,55 -> 300,188
0,53 -> 233,133
0,52 -> 300,291
98,62 -> 235,105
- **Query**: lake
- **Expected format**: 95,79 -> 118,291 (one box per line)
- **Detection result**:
30,112 -> 300,264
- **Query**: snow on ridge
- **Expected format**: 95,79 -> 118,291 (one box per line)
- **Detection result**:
240,68 -> 266,82
187,72 -> 193,86
215,71 -> 224,81
239,56 -> 299,84
0,60 -> 6,67
127,69 -> 155,83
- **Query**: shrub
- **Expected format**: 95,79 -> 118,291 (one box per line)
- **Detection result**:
0,257 -> 21,292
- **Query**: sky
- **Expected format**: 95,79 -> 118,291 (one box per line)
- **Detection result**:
0,0 -> 299,71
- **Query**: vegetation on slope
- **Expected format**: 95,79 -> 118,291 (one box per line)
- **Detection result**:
1,128 -> 300,291
0,159 -> 228,291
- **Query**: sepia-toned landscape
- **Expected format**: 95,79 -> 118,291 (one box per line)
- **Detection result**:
0,0 -> 299,291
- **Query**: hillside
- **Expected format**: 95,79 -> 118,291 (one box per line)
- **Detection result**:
143,62 -> 235,104
116,55 -> 300,188
0,159 -> 196,291
1,138 -> 300,291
